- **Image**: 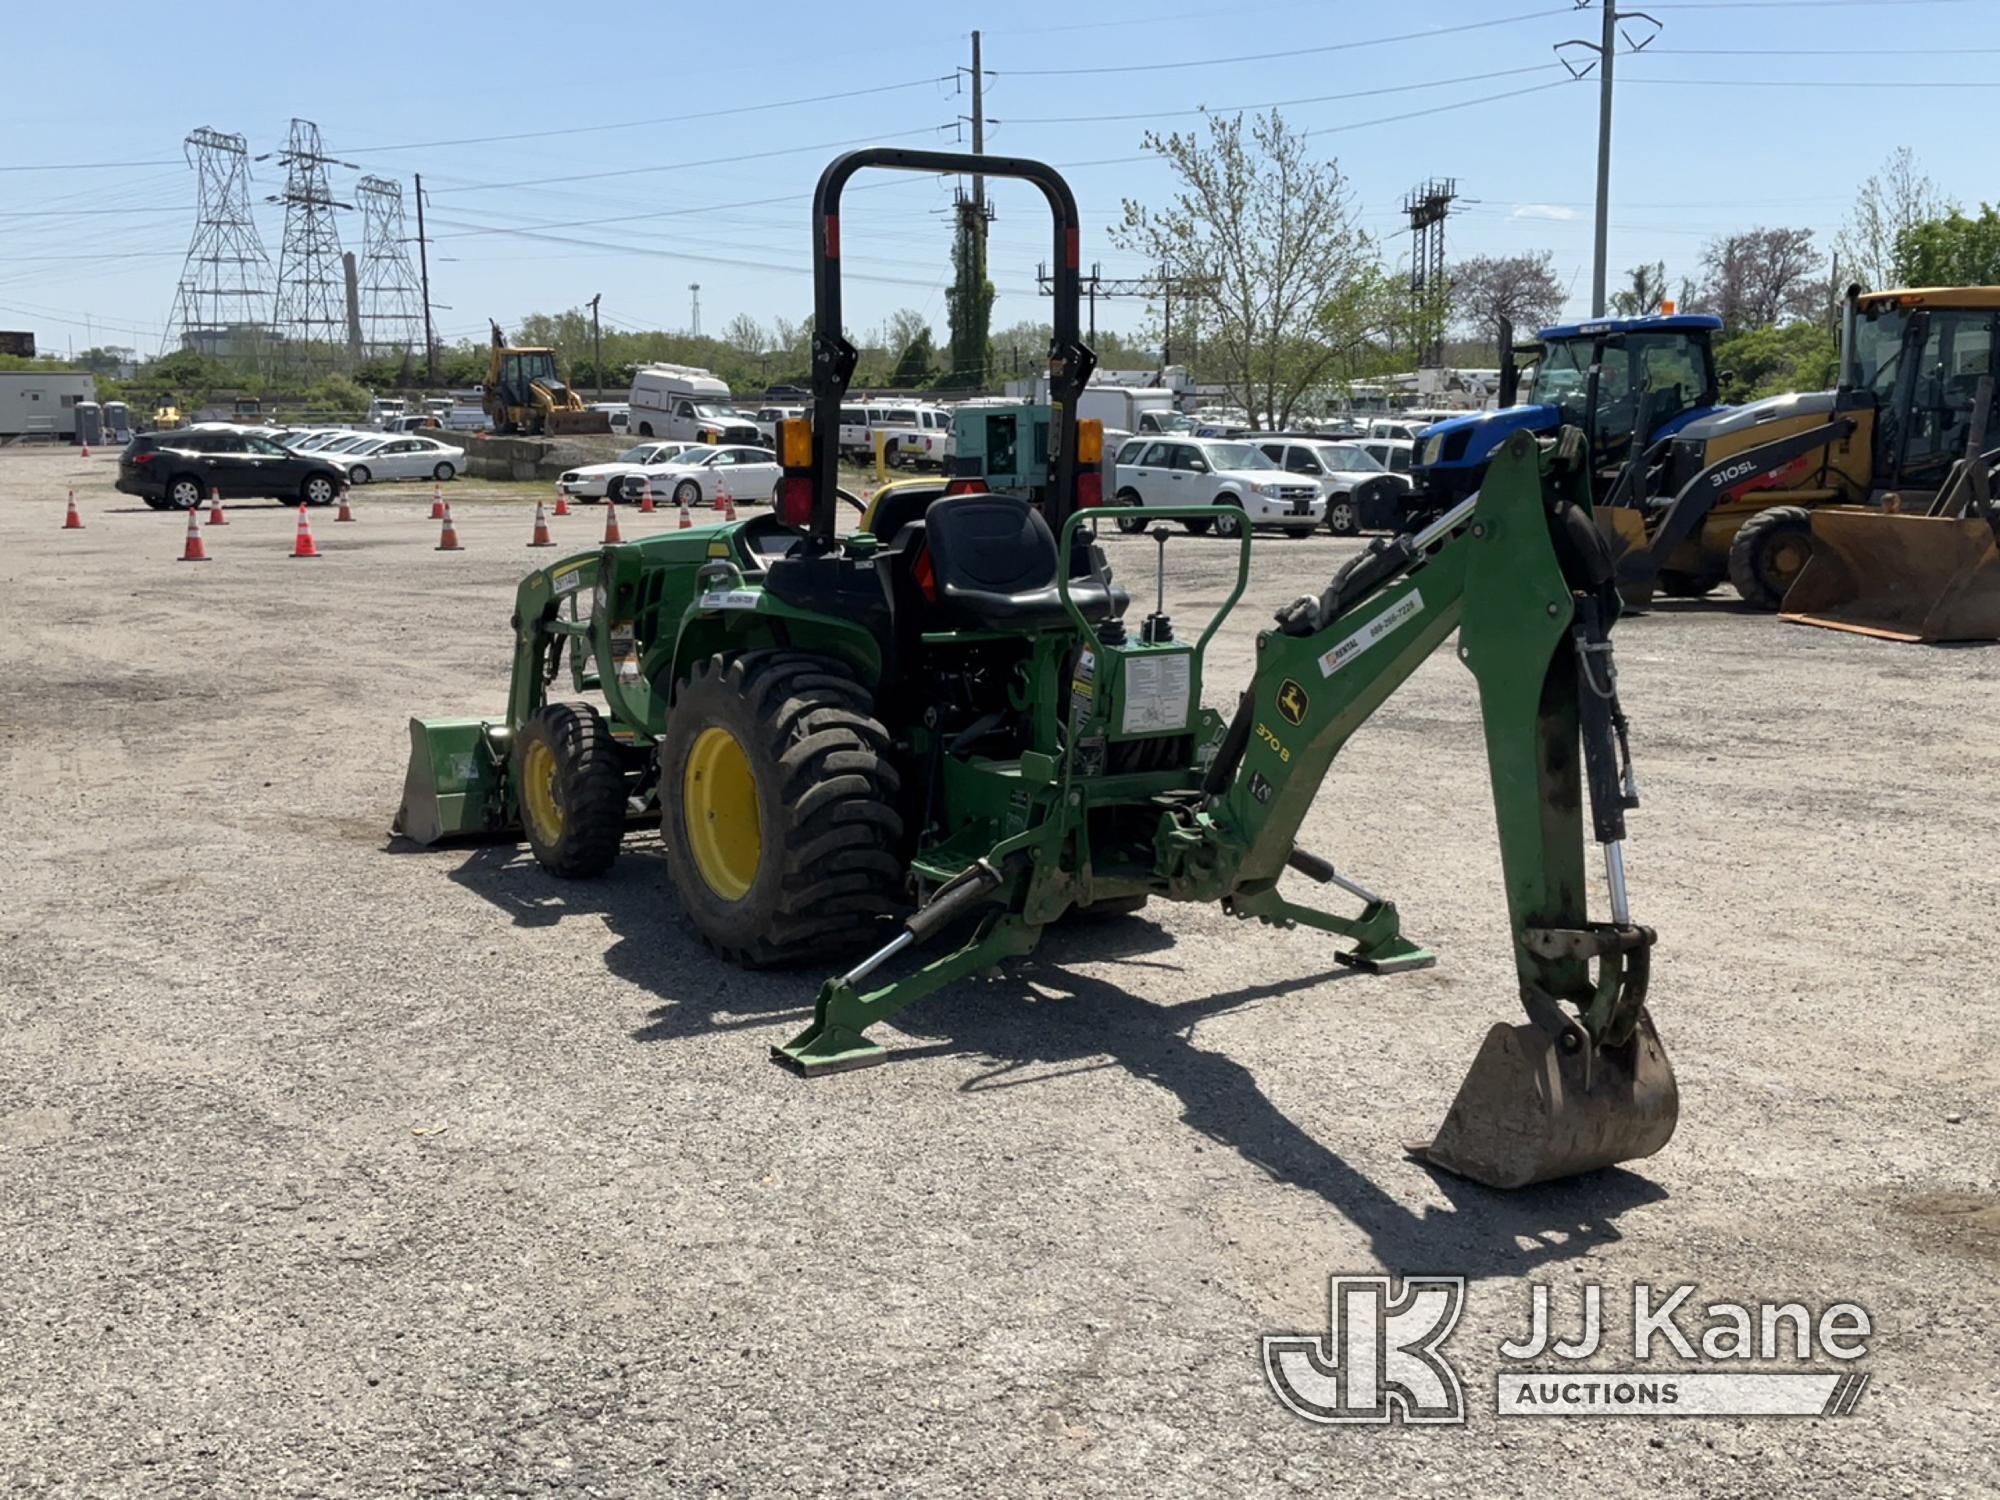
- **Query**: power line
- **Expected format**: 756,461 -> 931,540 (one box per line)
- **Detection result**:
997,7 -> 1572,76
1003,63 -> 1561,125
1628,76 -> 2000,87
336,77 -> 955,154
0,159 -> 180,172
428,125 -> 951,196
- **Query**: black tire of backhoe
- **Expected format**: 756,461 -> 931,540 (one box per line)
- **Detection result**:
1656,564 -> 1726,598
661,650 -> 906,969
1726,504 -> 1812,610
515,701 -> 629,879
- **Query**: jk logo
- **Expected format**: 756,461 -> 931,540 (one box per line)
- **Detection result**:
1263,1276 -> 1467,1425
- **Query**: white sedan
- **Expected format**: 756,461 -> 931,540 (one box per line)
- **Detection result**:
337,435 -> 467,484
614,444 -> 782,507
557,441 -> 702,502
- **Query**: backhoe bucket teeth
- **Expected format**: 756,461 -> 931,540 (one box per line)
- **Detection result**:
1595,506 -> 1656,608
1420,1010 -> 1678,1190
1781,509 -> 2000,643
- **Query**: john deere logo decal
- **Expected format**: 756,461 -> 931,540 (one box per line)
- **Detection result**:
1277,679 -> 1308,726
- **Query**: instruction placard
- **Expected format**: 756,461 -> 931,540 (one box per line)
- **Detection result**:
1121,651 -> 1191,734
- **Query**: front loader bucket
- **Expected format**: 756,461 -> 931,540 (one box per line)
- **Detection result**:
1595,506 -> 1657,609
392,716 -> 515,845
1781,509 -> 2000,643
1419,1010 -> 1678,1189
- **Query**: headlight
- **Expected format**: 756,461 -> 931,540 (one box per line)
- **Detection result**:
1421,434 -> 1444,467
1256,481 -> 1283,497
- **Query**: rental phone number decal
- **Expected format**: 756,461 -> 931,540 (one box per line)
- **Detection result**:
1318,589 -> 1424,678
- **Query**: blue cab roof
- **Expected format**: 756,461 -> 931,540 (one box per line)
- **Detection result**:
1536,312 -> 1723,341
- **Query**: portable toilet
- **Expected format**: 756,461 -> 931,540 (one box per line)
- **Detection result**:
102,400 -> 131,442
73,400 -> 104,448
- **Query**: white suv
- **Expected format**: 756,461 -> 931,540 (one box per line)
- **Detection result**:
1255,437 -> 1412,536
1112,437 -> 1322,537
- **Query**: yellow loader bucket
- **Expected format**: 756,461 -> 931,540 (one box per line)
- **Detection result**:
1781,508 -> 2000,643
1595,506 -> 1656,609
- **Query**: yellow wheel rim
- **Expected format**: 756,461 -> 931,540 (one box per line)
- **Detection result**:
521,738 -> 564,847
684,726 -> 762,899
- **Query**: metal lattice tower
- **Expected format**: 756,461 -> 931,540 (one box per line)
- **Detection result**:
1404,177 -> 1457,368
355,176 -> 423,362
165,128 -> 273,359
266,119 -> 354,372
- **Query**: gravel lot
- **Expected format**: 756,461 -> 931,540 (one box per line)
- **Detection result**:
3,445 -> 1996,1497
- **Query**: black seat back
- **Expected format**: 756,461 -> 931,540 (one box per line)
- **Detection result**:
923,494 -> 1058,600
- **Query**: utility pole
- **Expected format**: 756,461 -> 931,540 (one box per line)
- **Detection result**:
414,172 -> 437,385
1560,4 -> 1661,319
689,283 -> 701,338
588,292 -> 603,400
970,30 -> 985,231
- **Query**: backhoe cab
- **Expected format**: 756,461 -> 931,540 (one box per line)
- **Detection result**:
484,321 -> 610,437
398,148 -> 1680,1191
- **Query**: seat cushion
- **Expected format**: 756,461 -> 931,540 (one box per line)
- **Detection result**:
923,494 -> 1123,630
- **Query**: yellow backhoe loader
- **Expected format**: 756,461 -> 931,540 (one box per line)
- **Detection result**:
483,321 -> 609,437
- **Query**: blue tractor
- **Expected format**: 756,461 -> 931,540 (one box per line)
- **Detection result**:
1408,312 -> 1726,518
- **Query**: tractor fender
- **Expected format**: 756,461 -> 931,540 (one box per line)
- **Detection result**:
662,589 -> 883,707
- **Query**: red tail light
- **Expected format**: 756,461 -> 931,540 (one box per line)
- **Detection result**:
778,474 -> 814,527
911,546 -> 938,602
1075,470 -> 1103,510
130,451 -> 154,465
944,477 -> 988,496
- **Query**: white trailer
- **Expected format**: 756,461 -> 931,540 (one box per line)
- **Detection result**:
0,371 -> 98,439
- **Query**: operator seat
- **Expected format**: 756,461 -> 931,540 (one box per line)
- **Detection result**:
919,493 -> 1126,631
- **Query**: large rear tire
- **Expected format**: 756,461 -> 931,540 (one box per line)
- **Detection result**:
1727,505 -> 1813,610
660,651 -> 905,968
514,702 -> 629,878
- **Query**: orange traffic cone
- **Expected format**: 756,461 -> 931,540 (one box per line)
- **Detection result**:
62,490 -> 83,529
553,483 -> 572,517
603,501 -> 624,545
178,507 -> 210,563
528,500 -> 554,547
80,442 -> 91,459
290,504 -> 321,559
207,487 -> 228,525
334,485 -> 355,522
678,492 -> 693,530
435,502 -> 463,552
719,480 -> 737,523
639,477 -> 656,514
429,484 -> 446,520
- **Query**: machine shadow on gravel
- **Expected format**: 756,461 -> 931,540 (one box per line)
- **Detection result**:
882,920 -> 1669,1280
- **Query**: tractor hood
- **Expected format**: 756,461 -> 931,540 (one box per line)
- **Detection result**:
1413,405 -> 1557,475
1670,388 -> 1836,445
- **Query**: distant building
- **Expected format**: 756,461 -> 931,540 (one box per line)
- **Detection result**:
0,371 -> 98,438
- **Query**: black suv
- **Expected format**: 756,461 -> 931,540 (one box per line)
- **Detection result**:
117,430 -> 347,510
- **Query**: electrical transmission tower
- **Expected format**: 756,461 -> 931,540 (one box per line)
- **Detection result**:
355,176 -> 423,363
1034,263 -> 1212,365
688,283 -> 702,337
165,128 -> 273,359
1404,177 -> 1457,368
265,119 -> 355,373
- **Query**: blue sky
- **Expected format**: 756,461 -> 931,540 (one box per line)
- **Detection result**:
4,0 -> 1998,359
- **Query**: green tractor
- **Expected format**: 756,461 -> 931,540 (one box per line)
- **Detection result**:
396,147 -> 1678,1190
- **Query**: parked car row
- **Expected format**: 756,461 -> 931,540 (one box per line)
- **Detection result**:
559,442 -> 784,508
115,423 -> 466,509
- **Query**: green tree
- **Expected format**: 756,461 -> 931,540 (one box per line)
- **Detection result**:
1610,261 -> 1668,318
1893,205 -> 2000,288
891,327 -> 936,387
1838,147 -> 1953,291
1113,110 -> 1387,429
943,215 -> 995,390
1451,251 -> 1564,345
1713,323 -> 1838,404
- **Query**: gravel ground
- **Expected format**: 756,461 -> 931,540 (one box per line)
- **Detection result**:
2,446 -> 1996,1498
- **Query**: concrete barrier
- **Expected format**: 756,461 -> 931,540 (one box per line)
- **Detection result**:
463,432 -> 632,482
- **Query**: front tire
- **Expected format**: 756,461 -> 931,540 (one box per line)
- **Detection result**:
1212,494 -> 1246,537
347,465 -> 372,486
1727,505 -> 1812,609
1113,487 -> 1147,534
301,474 -> 337,507
660,651 -> 904,968
514,702 -> 629,878
1325,495 -> 1360,536
433,461 -> 456,482
674,479 -> 702,509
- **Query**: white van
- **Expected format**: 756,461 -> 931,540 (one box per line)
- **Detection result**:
367,396 -> 406,429
628,364 -> 758,443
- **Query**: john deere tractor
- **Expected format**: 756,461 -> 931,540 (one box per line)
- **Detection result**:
397,148 -> 1679,1190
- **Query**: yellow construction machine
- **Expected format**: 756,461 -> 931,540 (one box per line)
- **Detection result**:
483,321 -> 609,437
1598,286 -> 2000,640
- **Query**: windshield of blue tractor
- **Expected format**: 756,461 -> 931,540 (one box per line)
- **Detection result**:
1529,330 -> 1715,456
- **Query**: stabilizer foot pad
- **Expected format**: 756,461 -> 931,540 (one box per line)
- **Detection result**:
769,1041 -> 888,1078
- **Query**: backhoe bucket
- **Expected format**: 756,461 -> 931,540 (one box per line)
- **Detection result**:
1781,509 -> 2000,643
392,716 -> 515,845
1420,1010 -> 1678,1189
1595,506 -> 1657,609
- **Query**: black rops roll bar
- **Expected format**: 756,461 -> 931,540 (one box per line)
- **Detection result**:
807,148 -> 1095,549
